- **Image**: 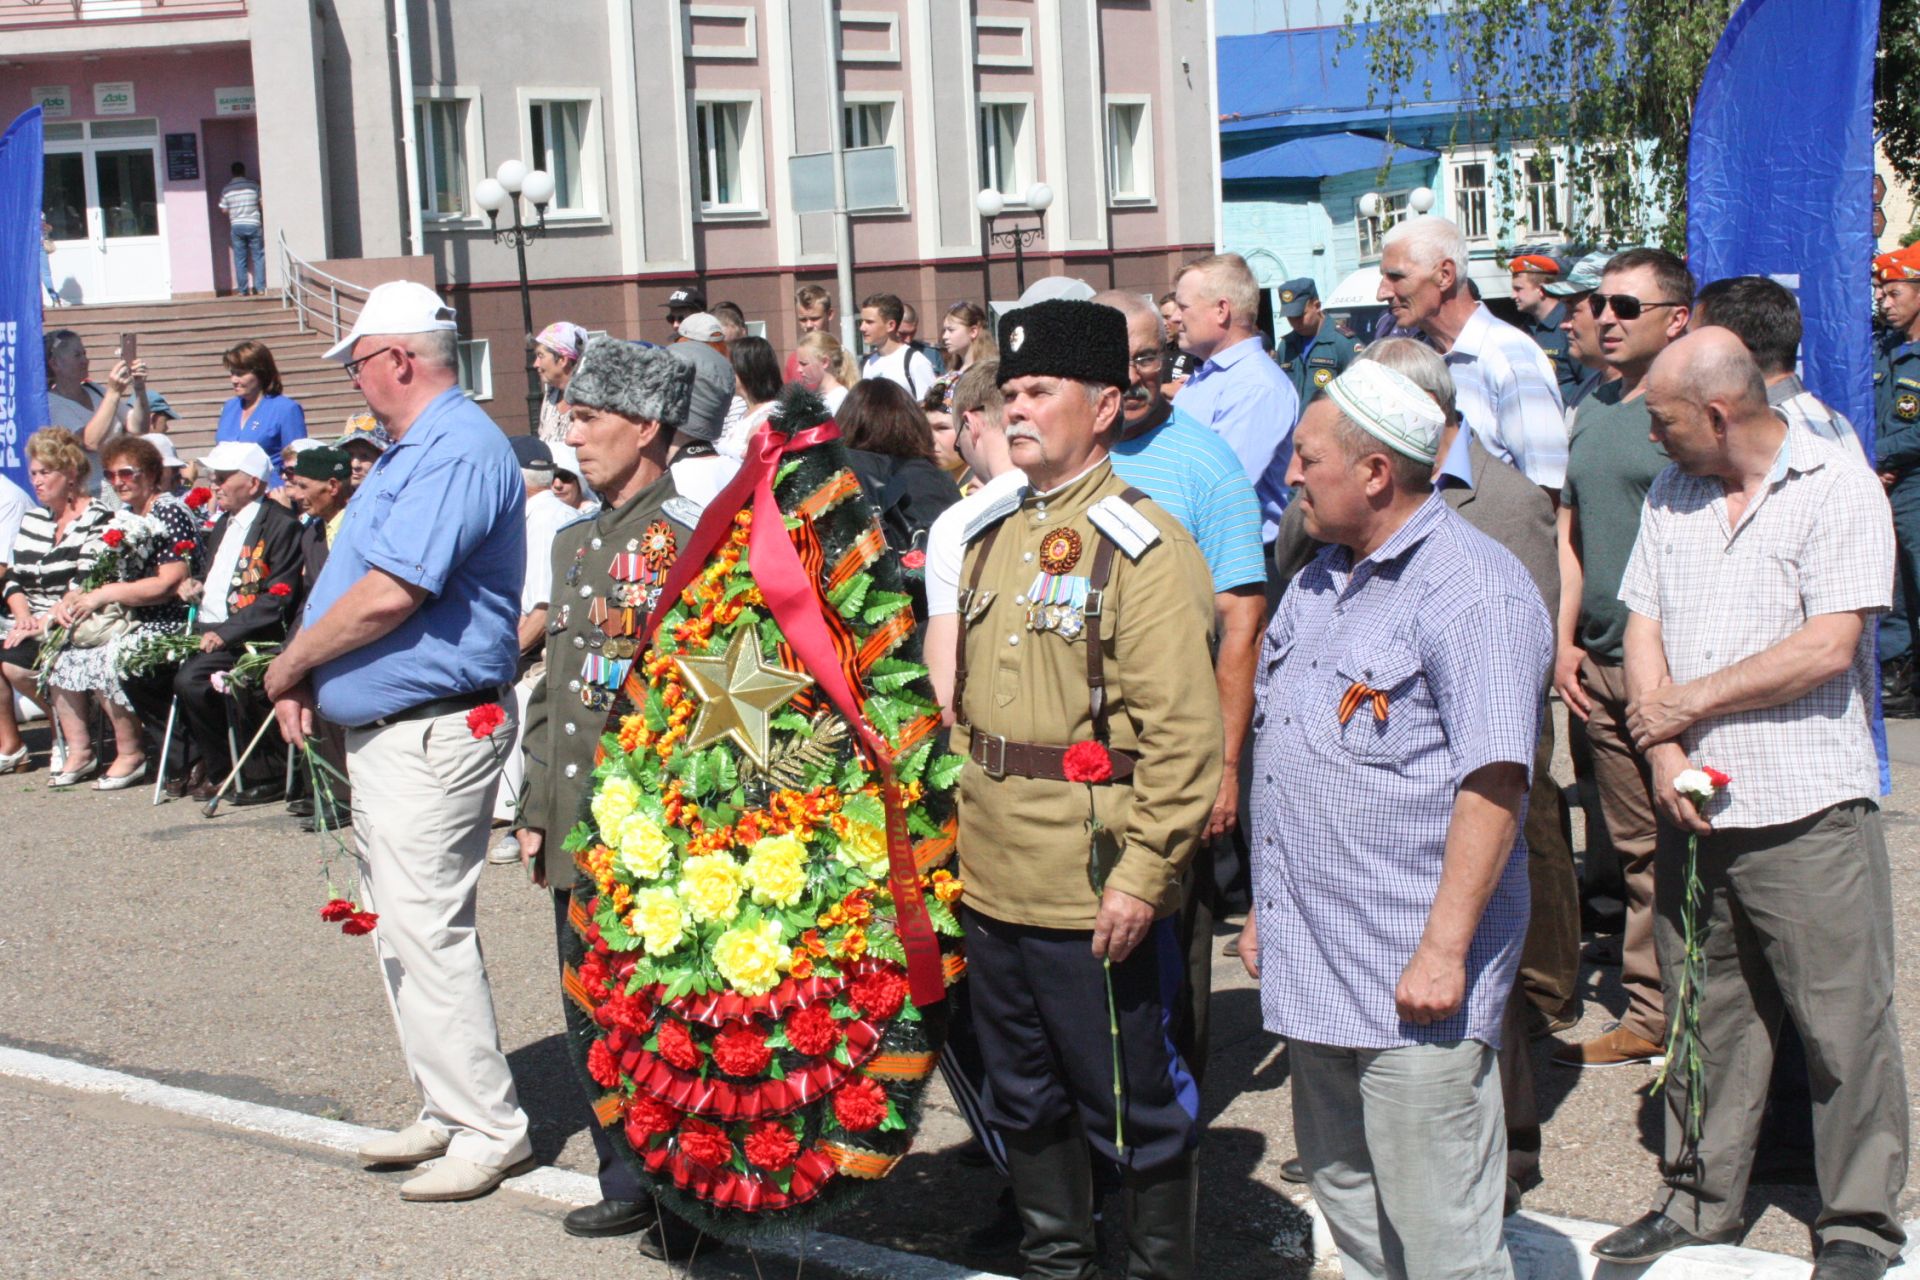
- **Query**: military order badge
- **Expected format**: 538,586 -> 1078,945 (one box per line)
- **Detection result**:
1898,392 -> 1919,422
1038,527 -> 1083,574
562,386 -> 967,1237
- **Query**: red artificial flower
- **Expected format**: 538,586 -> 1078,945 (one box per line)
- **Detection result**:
319,898 -> 357,923
832,1076 -> 890,1133
656,1018 -> 701,1072
785,1003 -> 843,1058
849,967 -> 908,1021
579,952 -> 610,1000
678,1117 -> 734,1168
184,487 -> 213,510
1703,766 -> 1732,789
625,1094 -> 681,1142
172,539 -> 195,554
1062,740 -> 1113,785
586,1038 -> 621,1088
901,549 -> 926,570
596,990 -> 653,1036
341,911 -> 379,936
102,528 -> 125,548
744,1120 -> 799,1172
711,1022 -> 773,1077
466,702 -> 506,738
268,582 -> 293,597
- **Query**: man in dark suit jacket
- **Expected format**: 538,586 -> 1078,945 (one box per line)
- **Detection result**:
170,442 -> 305,802
284,447 -> 352,827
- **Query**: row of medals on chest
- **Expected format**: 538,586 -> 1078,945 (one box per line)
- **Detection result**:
559,523 -> 676,710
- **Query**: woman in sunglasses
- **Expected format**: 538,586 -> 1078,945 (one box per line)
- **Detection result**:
44,436 -> 196,789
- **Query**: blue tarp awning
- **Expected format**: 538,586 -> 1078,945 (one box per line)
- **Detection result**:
1220,132 -> 1438,181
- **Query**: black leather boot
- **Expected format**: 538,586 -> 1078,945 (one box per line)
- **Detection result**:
1123,1150 -> 1196,1280
1003,1124 -> 1098,1280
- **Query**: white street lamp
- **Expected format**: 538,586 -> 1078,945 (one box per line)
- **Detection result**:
1026,182 -> 1054,213
1357,191 -> 1381,218
495,159 -> 527,195
1409,186 -> 1436,214
975,188 -> 1006,220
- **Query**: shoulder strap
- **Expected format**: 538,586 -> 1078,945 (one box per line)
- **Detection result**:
1082,488 -> 1146,744
950,517 -> 1005,727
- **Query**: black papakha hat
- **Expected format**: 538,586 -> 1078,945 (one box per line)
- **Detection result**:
291,447 -> 351,482
995,299 -> 1130,390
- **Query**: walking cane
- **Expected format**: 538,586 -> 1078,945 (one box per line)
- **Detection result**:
150,605 -> 197,805
203,714 -> 275,818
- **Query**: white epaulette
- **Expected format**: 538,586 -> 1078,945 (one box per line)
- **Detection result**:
662,495 -> 705,528
961,486 -> 1025,545
1087,495 -> 1161,560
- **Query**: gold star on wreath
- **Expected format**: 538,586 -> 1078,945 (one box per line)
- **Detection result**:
674,628 -> 815,768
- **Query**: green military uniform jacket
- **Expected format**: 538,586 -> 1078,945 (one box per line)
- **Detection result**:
1279,323 -> 1358,407
951,459 -> 1223,930
518,472 -> 696,887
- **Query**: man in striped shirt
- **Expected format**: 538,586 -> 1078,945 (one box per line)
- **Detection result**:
219,161 -> 265,296
1379,217 -> 1568,493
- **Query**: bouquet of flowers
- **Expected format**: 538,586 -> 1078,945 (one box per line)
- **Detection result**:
117,630 -> 204,678
563,388 -> 966,1237
34,508 -> 164,687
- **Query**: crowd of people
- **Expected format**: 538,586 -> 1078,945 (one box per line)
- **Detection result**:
6,220 -> 1918,1280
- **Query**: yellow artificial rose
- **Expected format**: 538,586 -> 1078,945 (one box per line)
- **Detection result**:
679,853 -> 744,924
743,834 -> 810,907
834,818 -> 890,881
629,887 -> 687,957
592,774 -> 641,837
712,918 -> 788,996
615,812 -> 674,881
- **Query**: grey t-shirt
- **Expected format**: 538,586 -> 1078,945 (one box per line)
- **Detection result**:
1562,381 -> 1669,662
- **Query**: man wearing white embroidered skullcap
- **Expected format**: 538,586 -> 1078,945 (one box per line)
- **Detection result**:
1241,356 -> 1554,1279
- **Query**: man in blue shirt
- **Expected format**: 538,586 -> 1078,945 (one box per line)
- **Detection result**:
1170,253 -> 1302,542
267,281 -> 533,1204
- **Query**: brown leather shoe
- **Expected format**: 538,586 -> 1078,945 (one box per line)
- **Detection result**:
1551,1023 -> 1664,1069
165,761 -> 207,799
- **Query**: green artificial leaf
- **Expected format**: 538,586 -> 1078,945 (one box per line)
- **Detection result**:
833,1042 -> 853,1066
860,590 -> 914,626
866,927 -> 908,966
830,999 -> 855,1019
765,1026 -> 792,1050
865,695 -> 903,740
767,1056 -> 786,1081
898,997 -> 922,1023
776,459 -> 803,487
759,617 -> 786,656
926,752 -> 966,791
643,1032 -> 661,1052
836,757 -> 868,794
879,1101 -> 907,1132
600,913 -> 639,953
714,750 -> 739,793
827,573 -> 871,620
561,821 -> 596,855
709,801 -> 740,828
841,791 -> 886,829
896,739 -> 933,784
772,711 -> 812,734
867,655 -> 929,694
907,808 -> 940,838
771,1167 -> 795,1193
926,897 -> 963,938
644,688 -> 670,733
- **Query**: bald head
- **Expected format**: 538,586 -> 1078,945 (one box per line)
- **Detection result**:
1645,328 -> 1782,481
1648,327 -> 1770,417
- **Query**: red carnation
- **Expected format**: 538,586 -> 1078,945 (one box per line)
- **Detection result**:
678,1116 -> 734,1168
711,1022 -> 773,1077
586,1038 -> 621,1088
1703,766 -> 1732,789
184,487 -> 212,510
319,898 -> 356,923
625,1094 -> 681,1142
744,1120 -> 799,1172
467,702 -> 506,738
268,582 -> 293,597
785,1003 -> 843,1058
172,539 -> 195,554
1063,740 -> 1113,785
341,911 -> 379,936
596,990 -> 653,1036
656,1018 -> 701,1072
579,952 -> 610,1000
102,528 -> 125,548
832,1076 -> 890,1133
901,549 -> 926,570
849,967 -> 908,1021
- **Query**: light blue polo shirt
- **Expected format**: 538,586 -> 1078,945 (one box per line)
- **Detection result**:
1110,413 -> 1267,594
305,387 -> 525,727
1169,336 -> 1301,542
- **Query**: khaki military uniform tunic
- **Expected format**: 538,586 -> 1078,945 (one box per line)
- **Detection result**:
952,459 -> 1223,930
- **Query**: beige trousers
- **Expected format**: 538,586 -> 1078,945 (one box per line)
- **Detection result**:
348,704 -> 531,1168
1579,656 -> 1664,1043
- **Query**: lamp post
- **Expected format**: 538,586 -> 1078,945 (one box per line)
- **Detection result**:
475,159 -> 556,432
976,183 -> 1055,300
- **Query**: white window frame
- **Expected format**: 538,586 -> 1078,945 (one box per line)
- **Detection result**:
516,89 -> 606,222
415,87 -> 484,226
974,16 -> 1033,68
1516,147 -> 1567,238
692,91 -> 765,220
842,90 -> 909,216
977,93 -> 1037,206
1103,95 -> 1154,205
458,338 -> 492,401
1451,156 -> 1491,241
1357,188 -> 1413,260
837,10 -> 900,64
685,3 -> 758,60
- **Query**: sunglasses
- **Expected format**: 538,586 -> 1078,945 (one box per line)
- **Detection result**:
1587,293 -> 1689,321
342,344 -> 397,381
103,467 -> 145,482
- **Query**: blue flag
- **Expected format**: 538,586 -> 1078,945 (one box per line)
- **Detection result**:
0,107 -> 47,499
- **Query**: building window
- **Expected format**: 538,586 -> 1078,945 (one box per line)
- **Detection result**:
1453,160 -> 1489,239
842,95 -> 907,213
1524,154 -> 1562,236
695,98 -> 760,213
529,99 -> 592,213
458,339 -> 492,401
1106,99 -> 1153,203
1357,190 -> 1411,259
845,101 -> 891,149
978,100 -> 1032,201
415,97 -> 474,218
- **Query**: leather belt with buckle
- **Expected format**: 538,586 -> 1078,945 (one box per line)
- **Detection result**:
369,686 -> 505,730
967,731 -> 1138,783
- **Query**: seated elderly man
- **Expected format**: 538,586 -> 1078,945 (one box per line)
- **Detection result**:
284,445 -> 354,829
160,441 -> 304,801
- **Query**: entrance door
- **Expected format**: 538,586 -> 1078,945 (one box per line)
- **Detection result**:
42,118 -> 170,305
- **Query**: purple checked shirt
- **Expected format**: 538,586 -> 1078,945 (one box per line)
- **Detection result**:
1249,495 -> 1552,1049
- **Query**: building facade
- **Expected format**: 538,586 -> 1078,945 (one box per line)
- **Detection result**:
5,0 -> 1218,431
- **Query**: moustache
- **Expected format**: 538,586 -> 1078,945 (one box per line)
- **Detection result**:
1120,385 -> 1152,408
1004,425 -> 1042,444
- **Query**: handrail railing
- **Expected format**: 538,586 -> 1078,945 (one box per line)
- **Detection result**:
278,230 -> 369,346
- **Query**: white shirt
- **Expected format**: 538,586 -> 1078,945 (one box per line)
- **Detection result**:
524,489 -> 591,613
863,346 -> 936,400
822,384 -> 849,417
1439,304 -> 1568,489
670,453 -> 744,514
0,475 -> 30,565
924,469 -> 1029,617
198,499 -> 263,625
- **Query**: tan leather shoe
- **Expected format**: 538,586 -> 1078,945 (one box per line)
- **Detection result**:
357,1122 -> 451,1167
1550,1022 -> 1665,1069
398,1154 -> 537,1202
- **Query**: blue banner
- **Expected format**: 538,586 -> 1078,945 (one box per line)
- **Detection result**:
0,107 -> 47,500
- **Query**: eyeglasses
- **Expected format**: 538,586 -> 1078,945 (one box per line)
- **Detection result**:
103,467 -> 143,482
1129,352 -> 1166,371
1587,293 -> 1689,321
342,344 -> 397,381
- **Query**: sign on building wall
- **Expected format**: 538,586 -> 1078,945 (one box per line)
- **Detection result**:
93,83 -> 135,116
166,133 -> 200,181
214,87 -> 256,117
31,87 -> 70,119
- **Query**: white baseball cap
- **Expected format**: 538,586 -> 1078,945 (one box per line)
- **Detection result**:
149,434 -> 185,469
324,280 -> 460,362
284,437 -> 328,457
200,441 -> 274,481
677,312 -> 726,343
547,439 -> 583,478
